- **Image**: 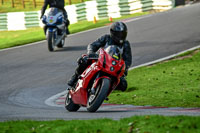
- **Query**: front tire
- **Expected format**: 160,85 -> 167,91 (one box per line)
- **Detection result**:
87,78 -> 110,112
65,91 -> 80,112
47,31 -> 55,52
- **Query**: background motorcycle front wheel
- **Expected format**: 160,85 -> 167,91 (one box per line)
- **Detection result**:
47,31 -> 55,52
87,78 -> 110,112
65,91 -> 80,112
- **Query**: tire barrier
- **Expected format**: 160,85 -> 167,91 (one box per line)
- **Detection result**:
0,0 -> 175,31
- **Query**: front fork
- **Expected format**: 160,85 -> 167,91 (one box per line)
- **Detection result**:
90,73 -> 100,94
46,28 -> 57,38
46,27 -> 57,45
91,74 -> 112,95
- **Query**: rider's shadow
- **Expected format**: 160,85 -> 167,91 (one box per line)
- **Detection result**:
55,45 -> 87,52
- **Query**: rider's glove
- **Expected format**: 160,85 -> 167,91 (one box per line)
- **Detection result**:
87,50 -> 95,55
40,15 -> 43,19
77,56 -> 88,65
87,50 -> 98,58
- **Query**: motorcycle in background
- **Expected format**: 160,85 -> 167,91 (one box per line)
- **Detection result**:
42,8 -> 66,52
65,45 -> 125,112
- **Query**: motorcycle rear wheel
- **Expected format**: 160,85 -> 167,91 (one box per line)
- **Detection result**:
65,91 -> 80,112
57,37 -> 65,48
87,78 -> 110,112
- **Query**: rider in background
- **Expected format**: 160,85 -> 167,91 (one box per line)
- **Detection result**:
40,0 -> 70,34
67,21 -> 132,91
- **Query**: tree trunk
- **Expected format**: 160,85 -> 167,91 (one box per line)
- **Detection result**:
22,0 -> 25,8
33,0 -> 36,8
68,0 -> 71,5
11,0 -> 14,8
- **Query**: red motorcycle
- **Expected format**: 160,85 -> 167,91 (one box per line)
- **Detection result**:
65,45 -> 125,112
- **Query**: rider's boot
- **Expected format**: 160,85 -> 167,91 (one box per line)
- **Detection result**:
67,73 -> 79,88
66,27 -> 70,35
65,19 -> 70,35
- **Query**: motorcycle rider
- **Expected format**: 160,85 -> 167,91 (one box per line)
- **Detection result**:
40,0 -> 70,34
68,21 -> 132,91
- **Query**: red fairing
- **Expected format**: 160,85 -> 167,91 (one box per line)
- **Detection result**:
97,49 -> 125,78
69,47 -> 126,107
70,62 -> 101,106
92,76 -> 111,90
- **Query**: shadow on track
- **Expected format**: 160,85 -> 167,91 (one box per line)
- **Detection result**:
56,45 -> 87,52
66,110 -> 131,113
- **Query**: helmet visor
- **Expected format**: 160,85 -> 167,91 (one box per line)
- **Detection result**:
112,31 -> 127,43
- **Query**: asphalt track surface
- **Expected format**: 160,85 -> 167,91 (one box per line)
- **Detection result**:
0,3 -> 200,121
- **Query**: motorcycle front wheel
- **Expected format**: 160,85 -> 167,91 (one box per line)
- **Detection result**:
87,78 -> 110,112
47,31 -> 55,52
65,91 -> 80,112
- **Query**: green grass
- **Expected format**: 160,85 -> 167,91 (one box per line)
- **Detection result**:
0,12 -> 149,49
108,49 -> 200,107
0,115 -> 200,133
0,28 -> 44,49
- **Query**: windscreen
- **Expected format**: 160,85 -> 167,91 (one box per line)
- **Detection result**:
104,45 -> 123,60
48,8 -> 61,16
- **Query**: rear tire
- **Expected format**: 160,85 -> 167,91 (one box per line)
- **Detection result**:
57,37 -> 65,48
65,91 -> 80,112
87,78 -> 110,112
47,31 -> 54,52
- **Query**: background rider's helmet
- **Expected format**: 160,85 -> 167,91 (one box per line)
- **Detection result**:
110,21 -> 127,45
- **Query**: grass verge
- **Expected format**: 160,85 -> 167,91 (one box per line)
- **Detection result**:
108,48 -> 200,107
0,12 -> 149,49
0,115 -> 200,133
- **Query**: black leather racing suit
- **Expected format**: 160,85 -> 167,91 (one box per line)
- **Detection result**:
41,0 -> 69,27
73,34 -> 132,91
87,34 -> 132,71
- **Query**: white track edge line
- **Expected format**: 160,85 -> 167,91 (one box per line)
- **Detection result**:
130,45 -> 200,70
45,45 -> 200,107
45,90 -> 68,107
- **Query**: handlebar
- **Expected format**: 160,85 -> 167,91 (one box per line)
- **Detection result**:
88,53 -> 99,59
